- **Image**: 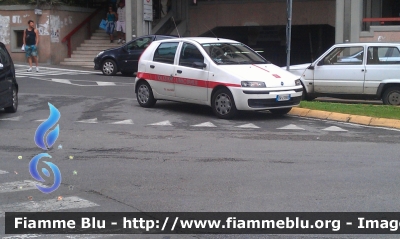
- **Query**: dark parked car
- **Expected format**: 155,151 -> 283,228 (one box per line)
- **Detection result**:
0,42 -> 18,113
94,35 -> 177,76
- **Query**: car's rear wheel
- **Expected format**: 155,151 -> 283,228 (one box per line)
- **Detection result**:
136,81 -> 156,108
4,85 -> 18,113
211,88 -> 237,119
382,86 -> 400,105
102,59 -> 117,76
269,107 -> 292,115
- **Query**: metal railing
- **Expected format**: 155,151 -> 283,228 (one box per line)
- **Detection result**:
61,7 -> 103,57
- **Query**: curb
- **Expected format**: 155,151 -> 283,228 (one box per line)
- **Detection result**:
288,107 -> 400,129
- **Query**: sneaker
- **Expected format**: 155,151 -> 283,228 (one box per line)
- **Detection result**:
122,40 -> 126,44
110,40 -> 113,43
27,67 -> 32,72
36,67 -> 39,72
118,39 -> 122,44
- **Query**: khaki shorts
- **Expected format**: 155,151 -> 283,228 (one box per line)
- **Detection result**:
116,21 -> 126,33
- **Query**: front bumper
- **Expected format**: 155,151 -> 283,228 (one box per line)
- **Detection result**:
230,86 -> 303,110
94,57 -> 101,70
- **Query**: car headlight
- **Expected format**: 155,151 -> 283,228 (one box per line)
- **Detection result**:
241,81 -> 266,88
295,79 -> 301,86
96,51 -> 104,57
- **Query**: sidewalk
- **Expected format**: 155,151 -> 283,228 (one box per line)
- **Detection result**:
289,107 -> 400,130
14,61 -> 97,72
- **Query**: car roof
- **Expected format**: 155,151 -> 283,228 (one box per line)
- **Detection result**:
334,42 -> 400,47
152,37 -> 240,44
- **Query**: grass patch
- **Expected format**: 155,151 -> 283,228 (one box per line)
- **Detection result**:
299,101 -> 400,120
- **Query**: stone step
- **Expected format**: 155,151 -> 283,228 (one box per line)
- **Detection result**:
60,61 -> 95,66
73,50 -> 103,55
80,43 -> 119,48
64,57 -> 95,62
71,53 -> 97,58
84,39 -> 113,44
77,46 -> 114,51
90,36 -> 110,40
92,32 -> 109,37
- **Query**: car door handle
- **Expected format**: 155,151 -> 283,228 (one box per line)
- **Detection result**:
177,70 -> 182,74
361,69 -> 366,72
150,65 -> 155,69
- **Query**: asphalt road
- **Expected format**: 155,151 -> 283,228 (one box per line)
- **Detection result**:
0,65 -> 399,238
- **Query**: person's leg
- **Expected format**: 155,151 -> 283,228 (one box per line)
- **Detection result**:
32,45 -> 39,71
122,22 -> 126,43
26,45 -> 33,71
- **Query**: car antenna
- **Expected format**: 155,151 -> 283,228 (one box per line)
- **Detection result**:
171,16 -> 181,38
202,22 -> 219,40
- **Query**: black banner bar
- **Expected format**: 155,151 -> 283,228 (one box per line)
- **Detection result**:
6,212 -> 400,234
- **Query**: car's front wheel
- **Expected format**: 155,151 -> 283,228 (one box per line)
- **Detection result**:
382,86 -> 400,105
4,85 -> 18,113
136,81 -> 156,107
269,107 -> 292,115
101,59 -> 117,76
211,88 -> 237,119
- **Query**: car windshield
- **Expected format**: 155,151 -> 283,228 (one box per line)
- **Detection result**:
201,43 -> 269,65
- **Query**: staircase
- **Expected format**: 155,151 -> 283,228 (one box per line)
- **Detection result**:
60,29 -> 117,68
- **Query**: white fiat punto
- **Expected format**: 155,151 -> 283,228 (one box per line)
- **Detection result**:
134,37 -> 303,119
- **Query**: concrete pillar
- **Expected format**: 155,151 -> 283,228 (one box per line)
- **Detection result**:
335,0 -> 345,43
350,0 -> 363,42
126,0 -> 147,41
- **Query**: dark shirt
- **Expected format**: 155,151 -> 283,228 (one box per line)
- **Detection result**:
25,29 -> 37,46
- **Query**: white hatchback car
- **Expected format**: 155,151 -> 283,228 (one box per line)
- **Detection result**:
285,42 -> 400,105
134,37 -> 303,119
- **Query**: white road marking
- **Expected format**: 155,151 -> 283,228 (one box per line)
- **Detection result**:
0,180 -> 45,193
322,126 -> 348,132
35,119 -> 47,122
76,118 -> 98,124
0,169 -> 8,174
15,64 -> 98,73
110,119 -> 134,125
0,196 -> 99,217
0,116 -> 21,121
148,120 -> 173,126
235,123 -> 260,129
277,124 -> 305,130
96,81 -> 116,86
52,79 -> 72,84
191,122 -> 217,127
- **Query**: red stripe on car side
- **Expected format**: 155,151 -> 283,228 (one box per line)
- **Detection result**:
137,72 -> 241,88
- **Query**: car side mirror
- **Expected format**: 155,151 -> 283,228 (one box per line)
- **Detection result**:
0,63 -> 3,71
193,62 -> 207,69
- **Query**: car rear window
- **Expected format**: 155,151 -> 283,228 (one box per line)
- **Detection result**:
153,42 -> 179,64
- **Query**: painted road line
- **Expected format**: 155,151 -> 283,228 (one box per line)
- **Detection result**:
235,123 -> 260,129
322,126 -> 348,132
0,180 -> 45,193
0,170 -> 8,174
191,122 -> 217,127
52,79 -> 72,84
96,82 -> 116,86
0,116 -> 21,121
277,124 -> 305,130
0,196 -> 99,217
110,119 -> 134,125
148,120 -> 173,126
76,118 -> 98,124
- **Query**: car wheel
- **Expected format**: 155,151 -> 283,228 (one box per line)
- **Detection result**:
382,86 -> 400,105
102,59 -> 117,76
269,107 -> 292,115
211,88 -> 238,119
136,81 -> 156,108
4,85 -> 18,113
301,85 -> 316,101
121,71 -> 133,76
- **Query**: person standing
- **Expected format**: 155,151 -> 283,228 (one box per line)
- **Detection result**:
116,1 -> 126,44
106,6 -> 117,43
23,20 -> 39,72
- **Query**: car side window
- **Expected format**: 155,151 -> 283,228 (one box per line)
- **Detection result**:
0,47 -> 10,67
321,47 -> 364,65
126,37 -> 152,51
179,43 -> 204,68
367,47 -> 400,65
153,42 -> 179,64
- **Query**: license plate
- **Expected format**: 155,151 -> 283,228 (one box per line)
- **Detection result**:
276,94 -> 291,101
